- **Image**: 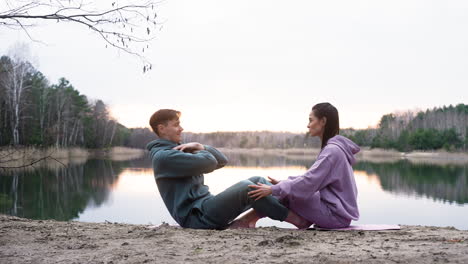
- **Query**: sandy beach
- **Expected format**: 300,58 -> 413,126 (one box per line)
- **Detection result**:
1,215 -> 467,264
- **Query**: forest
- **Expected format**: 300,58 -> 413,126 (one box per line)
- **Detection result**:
345,104 -> 467,151
1,54 -> 466,151
127,105 -> 467,152
0,54 -> 129,148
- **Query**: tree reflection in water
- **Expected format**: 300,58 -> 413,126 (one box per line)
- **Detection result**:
0,153 -> 466,222
0,159 -> 128,220
354,161 -> 467,205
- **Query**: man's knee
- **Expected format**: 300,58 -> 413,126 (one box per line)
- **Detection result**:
238,177 -> 268,195
238,180 -> 255,192
239,180 -> 267,197
247,176 -> 265,184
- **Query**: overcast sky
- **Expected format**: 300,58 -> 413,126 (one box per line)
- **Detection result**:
1,0 -> 467,132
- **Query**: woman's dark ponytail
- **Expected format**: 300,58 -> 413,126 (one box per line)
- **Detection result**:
312,103 -> 340,149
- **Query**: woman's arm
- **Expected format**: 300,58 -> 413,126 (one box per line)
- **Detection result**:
249,152 -> 334,201
270,153 -> 333,200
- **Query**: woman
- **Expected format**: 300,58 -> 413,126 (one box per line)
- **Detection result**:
247,102 -> 360,229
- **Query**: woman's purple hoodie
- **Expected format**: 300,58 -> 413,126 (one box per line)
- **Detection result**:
271,135 -> 360,225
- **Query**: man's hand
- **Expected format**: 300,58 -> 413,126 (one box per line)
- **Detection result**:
248,183 -> 272,201
173,142 -> 205,153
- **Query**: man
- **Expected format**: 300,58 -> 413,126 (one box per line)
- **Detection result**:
146,109 -> 309,229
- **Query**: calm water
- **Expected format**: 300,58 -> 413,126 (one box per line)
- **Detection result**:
0,153 -> 467,230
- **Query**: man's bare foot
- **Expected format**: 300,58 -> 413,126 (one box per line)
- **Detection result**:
228,209 -> 261,229
228,219 -> 252,229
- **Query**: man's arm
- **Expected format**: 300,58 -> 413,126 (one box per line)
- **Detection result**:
173,142 -> 228,169
155,149 -> 219,176
203,145 -> 228,169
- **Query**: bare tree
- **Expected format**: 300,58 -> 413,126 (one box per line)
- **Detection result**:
0,45 -> 34,145
0,0 -> 161,71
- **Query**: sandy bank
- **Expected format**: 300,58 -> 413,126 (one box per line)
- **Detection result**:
1,215 -> 467,264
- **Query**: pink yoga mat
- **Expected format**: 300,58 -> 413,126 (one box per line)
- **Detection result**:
312,224 -> 401,231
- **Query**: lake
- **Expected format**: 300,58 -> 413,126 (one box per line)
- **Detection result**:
0,152 -> 467,230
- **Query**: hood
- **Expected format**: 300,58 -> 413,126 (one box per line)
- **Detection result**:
146,138 -> 179,153
326,135 -> 360,165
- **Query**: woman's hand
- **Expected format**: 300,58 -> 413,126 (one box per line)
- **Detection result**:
173,142 -> 205,153
267,176 -> 280,185
248,183 -> 272,201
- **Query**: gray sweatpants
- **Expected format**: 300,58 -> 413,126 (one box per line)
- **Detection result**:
187,176 -> 289,229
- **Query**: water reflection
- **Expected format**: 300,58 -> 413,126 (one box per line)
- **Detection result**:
354,161 -> 468,205
226,153 -> 468,205
0,153 -> 467,229
0,159 -> 125,220
225,153 -> 311,168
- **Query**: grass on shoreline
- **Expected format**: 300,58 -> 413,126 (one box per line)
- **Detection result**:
0,146 -> 89,169
107,147 -> 146,161
1,145 -> 467,171
0,146 -> 145,170
220,147 -> 468,164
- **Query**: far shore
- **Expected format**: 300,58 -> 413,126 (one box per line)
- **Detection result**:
219,147 -> 468,165
1,215 -> 467,264
1,145 -> 467,170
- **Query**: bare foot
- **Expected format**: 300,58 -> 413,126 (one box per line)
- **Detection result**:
295,219 -> 312,230
285,211 -> 312,230
228,219 -> 252,229
228,209 -> 261,229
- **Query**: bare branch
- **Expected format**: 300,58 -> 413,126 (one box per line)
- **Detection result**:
0,0 -> 162,70
0,146 -> 68,170
0,153 -> 50,169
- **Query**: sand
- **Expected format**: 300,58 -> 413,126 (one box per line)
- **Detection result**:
1,215 -> 467,264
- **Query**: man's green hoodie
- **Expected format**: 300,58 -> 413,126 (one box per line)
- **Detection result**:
146,139 -> 228,227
